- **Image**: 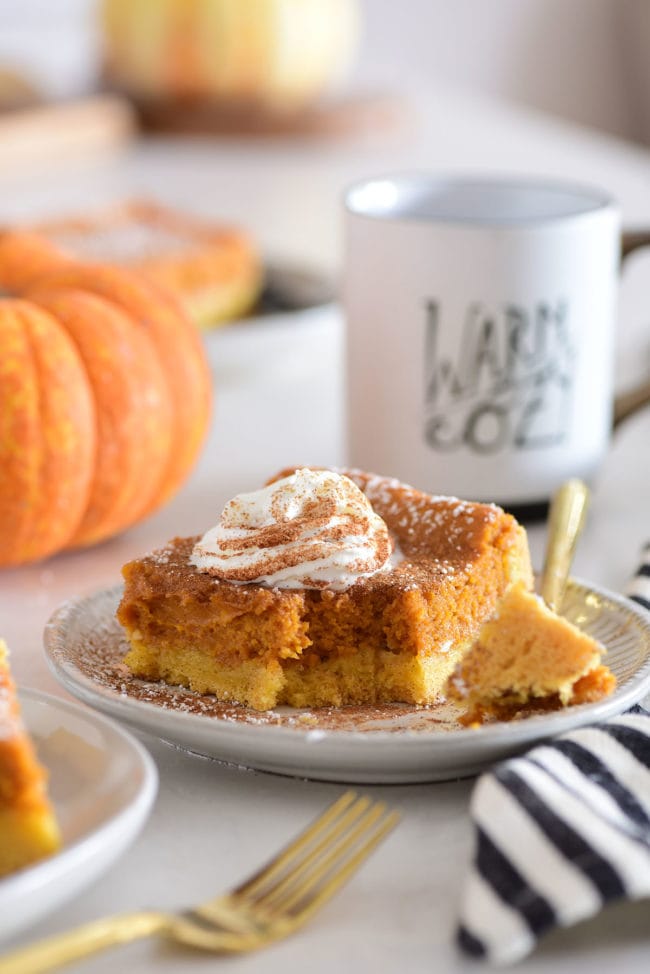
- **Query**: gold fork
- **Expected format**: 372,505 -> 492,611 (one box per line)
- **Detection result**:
0,792 -> 399,974
540,478 -> 590,612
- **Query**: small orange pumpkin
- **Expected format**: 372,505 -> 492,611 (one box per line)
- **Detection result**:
0,231 -> 212,567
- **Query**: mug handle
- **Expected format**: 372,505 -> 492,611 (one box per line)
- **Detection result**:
613,231 -> 650,427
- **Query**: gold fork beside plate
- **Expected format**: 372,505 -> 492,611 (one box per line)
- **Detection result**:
0,792 -> 398,974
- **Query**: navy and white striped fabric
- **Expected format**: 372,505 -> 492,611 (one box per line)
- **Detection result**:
457,551 -> 650,964
627,541 -> 650,613
457,706 -> 650,964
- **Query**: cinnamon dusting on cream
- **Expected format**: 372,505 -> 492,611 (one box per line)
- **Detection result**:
191,468 -> 396,590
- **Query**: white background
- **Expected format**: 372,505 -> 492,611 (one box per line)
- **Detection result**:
2,0 -> 650,141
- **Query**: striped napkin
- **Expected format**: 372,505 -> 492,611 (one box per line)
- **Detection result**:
628,542 -> 650,613
457,550 -> 650,965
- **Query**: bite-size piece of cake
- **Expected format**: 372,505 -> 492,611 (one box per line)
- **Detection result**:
0,640 -> 61,877
118,467 -> 532,710
446,581 -> 616,724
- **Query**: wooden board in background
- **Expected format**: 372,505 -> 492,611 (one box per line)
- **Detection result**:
133,90 -> 411,140
0,95 -> 136,173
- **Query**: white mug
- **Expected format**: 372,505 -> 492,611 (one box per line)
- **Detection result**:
343,174 -> 648,510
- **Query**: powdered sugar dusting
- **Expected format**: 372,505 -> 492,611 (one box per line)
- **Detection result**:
44,223 -> 199,263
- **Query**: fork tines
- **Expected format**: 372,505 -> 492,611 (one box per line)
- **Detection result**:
235,791 -> 400,923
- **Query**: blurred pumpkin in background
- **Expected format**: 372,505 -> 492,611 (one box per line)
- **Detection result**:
100,0 -> 361,111
0,231 -> 212,568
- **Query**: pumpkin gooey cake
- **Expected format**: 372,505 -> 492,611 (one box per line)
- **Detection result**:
117,467 -> 534,710
0,640 -> 60,877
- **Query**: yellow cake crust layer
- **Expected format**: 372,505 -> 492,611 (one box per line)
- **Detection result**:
122,636 -> 477,710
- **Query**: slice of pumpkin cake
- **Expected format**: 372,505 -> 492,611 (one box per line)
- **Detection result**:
118,467 -> 533,710
0,640 -> 61,877
446,582 -> 616,724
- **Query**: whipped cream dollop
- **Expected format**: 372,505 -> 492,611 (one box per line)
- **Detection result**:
190,468 -> 394,590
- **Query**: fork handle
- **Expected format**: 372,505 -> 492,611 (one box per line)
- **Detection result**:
540,478 -> 590,612
0,911 -> 167,974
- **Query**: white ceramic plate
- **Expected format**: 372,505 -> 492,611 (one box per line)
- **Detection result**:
0,690 -> 157,943
44,580 -> 650,785
203,261 -> 341,382
203,303 -> 342,382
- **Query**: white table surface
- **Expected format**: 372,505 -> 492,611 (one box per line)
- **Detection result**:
2,84 -> 650,972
